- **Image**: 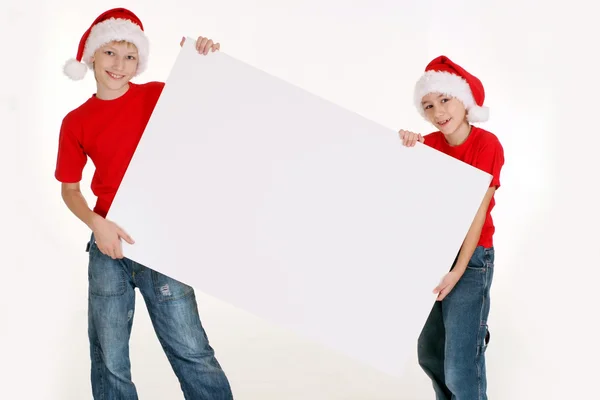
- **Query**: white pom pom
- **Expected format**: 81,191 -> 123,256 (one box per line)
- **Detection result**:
467,105 -> 490,123
63,58 -> 88,80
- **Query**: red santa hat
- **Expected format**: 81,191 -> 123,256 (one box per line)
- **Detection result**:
63,8 -> 149,81
413,55 -> 489,123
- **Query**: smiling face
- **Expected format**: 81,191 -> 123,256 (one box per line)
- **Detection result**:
90,40 -> 139,99
421,93 -> 469,137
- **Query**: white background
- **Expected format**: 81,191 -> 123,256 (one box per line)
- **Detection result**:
3,0 -> 599,399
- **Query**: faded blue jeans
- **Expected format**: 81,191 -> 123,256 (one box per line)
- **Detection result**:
86,234 -> 233,399
418,246 -> 494,400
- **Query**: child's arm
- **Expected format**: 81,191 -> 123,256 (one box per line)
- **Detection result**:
61,182 -> 134,259
452,186 -> 495,272
433,186 -> 496,300
61,182 -> 102,229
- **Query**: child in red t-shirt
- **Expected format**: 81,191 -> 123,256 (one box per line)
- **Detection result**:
55,8 -> 232,399
399,56 -> 504,399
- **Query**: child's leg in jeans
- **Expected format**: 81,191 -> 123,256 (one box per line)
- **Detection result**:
418,301 -> 453,400
87,235 -> 139,399
442,246 -> 494,400
134,265 -> 233,400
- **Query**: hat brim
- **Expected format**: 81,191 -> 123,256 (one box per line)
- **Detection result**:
414,70 -> 488,122
81,17 -> 149,76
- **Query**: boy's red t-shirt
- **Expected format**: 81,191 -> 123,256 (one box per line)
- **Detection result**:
424,126 -> 504,248
55,81 -> 165,218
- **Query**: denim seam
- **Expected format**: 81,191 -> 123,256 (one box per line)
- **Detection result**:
466,266 -> 486,271
476,265 -> 490,400
93,344 -> 105,400
89,277 -> 128,297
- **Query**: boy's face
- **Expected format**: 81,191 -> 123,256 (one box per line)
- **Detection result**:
421,93 -> 467,135
90,41 -> 139,91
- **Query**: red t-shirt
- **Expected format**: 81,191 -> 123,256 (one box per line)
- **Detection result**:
55,81 -> 165,218
424,126 -> 504,248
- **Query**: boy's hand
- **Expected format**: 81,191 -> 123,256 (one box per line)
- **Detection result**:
91,217 -> 134,260
433,270 -> 462,301
180,36 -> 221,55
398,130 -> 424,147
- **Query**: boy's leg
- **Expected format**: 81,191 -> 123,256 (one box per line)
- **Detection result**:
442,246 -> 494,400
418,301 -> 452,400
87,236 -> 139,399
134,264 -> 233,400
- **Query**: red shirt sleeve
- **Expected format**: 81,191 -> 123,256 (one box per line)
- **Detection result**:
55,117 -> 87,183
475,136 -> 504,189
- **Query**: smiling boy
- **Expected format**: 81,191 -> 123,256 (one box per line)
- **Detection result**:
55,8 -> 232,399
399,55 -> 504,400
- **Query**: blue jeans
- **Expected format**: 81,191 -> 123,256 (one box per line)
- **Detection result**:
86,234 -> 233,399
418,246 -> 494,400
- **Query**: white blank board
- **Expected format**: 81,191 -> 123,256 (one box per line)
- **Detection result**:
108,39 -> 492,378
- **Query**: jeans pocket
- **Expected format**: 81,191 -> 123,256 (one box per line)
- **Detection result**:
466,246 -> 490,271
88,249 -> 128,297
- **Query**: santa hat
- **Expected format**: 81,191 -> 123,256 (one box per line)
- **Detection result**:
413,55 -> 489,123
63,8 -> 149,81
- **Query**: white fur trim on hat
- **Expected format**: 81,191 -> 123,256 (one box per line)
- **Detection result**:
76,17 -> 149,80
414,70 -> 488,123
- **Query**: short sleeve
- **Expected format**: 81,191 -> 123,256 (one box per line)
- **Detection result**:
475,137 -> 504,189
55,117 -> 87,183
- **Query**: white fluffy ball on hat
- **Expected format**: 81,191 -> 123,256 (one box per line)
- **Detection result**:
466,104 -> 490,123
63,58 -> 88,80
